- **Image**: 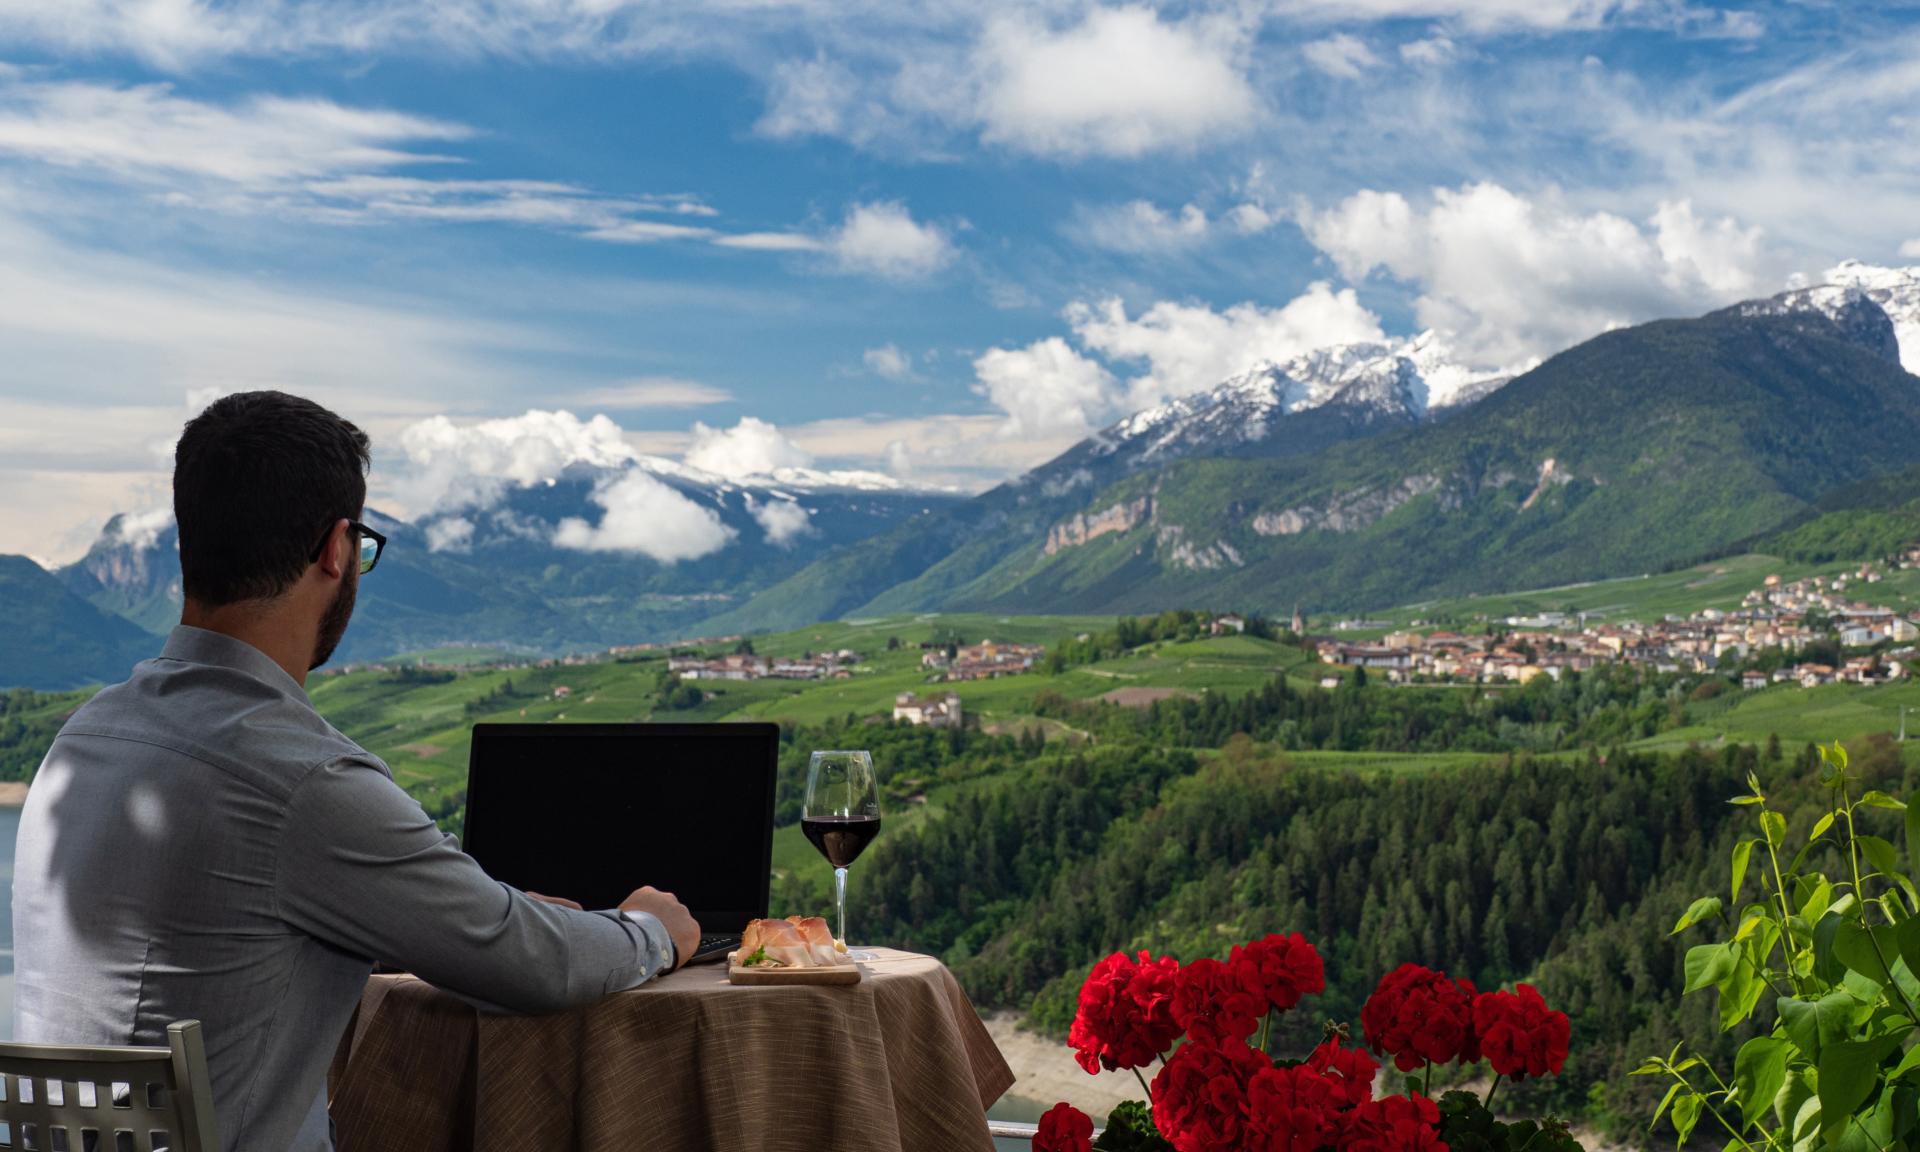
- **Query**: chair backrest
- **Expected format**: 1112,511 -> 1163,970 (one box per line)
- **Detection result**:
0,1021 -> 219,1152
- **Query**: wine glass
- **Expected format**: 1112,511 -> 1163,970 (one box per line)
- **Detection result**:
803,750 -> 881,958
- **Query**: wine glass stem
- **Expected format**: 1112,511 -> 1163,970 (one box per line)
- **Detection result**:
834,865 -> 849,944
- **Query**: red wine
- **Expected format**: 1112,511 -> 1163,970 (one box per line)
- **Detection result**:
802,814 -> 882,868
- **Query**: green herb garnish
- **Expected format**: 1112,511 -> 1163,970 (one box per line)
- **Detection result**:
742,947 -> 768,967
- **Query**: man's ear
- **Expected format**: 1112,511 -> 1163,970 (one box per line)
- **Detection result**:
315,518 -> 351,580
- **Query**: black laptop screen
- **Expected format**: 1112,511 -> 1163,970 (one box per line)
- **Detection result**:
462,722 -> 778,932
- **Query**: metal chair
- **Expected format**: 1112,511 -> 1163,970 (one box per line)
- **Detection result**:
0,1021 -> 218,1152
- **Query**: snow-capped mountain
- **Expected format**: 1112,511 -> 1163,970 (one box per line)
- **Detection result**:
1056,332 -> 1509,480
1823,260 -> 1920,373
1733,281 -> 1904,366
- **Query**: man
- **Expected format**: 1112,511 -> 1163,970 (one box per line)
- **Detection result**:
13,392 -> 700,1152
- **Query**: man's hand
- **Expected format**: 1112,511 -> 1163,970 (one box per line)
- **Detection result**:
620,886 -> 701,969
525,892 -> 583,911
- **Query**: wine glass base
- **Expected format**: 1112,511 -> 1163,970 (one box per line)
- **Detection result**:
846,948 -> 880,962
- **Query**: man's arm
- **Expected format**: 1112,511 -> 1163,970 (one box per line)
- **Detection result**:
274,756 -> 688,1013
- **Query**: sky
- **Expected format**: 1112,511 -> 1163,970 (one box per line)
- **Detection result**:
1,0 -> 1918,565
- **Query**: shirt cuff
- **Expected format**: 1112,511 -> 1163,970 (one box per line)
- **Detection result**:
617,909 -> 678,979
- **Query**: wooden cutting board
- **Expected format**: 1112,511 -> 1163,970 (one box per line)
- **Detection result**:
727,962 -> 863,986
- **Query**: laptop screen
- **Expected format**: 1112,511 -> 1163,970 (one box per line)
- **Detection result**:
462,722 -> 779,932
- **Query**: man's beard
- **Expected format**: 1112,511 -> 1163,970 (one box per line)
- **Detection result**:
310,566 -> 358,670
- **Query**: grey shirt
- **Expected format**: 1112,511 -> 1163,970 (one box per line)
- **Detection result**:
12,626 -> 675,1152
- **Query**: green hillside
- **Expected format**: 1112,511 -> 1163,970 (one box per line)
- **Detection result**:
0,554 -> 161,689
879,302 -> 1920,618
8,599 -> 1920,1142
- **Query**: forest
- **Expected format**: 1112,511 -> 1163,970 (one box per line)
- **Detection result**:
839,730 -> 1915,1140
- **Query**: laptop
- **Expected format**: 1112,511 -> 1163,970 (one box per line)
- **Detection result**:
463,722 -> 780,966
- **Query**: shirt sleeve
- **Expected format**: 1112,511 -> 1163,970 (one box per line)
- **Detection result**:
274,755 -> 672,1014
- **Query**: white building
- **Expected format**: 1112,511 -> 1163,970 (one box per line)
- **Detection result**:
893,691 -> 963,728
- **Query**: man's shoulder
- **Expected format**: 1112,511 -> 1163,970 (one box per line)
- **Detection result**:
55,657 -> 387,799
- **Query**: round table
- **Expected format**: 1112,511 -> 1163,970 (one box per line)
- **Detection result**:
327,948 -> 1015,1152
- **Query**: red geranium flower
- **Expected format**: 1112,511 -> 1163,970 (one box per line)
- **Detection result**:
1360,964 -> 1480,1072
1306,1034 -> 1380,1111
1032,1102 -> 1094,1152
1068,951 -> 1184,1073
1343,1093 -> 1448,1152
1244,1063 -> 1342,1152
1152,1039 -> 1270,1152
1473,984 -> 1570,1080
1172,957 -> 1266,1048
1230,933 -> 1327,1014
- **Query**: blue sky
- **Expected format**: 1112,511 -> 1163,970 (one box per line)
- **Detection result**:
1,0 -> 1917,562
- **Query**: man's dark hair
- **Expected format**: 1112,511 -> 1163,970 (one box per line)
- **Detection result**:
174,391 -> 371,606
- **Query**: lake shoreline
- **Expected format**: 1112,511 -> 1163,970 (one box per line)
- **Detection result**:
0,782 -> 26,807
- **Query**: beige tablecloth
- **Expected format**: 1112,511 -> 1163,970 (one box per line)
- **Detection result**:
328,949 -> 1015,1152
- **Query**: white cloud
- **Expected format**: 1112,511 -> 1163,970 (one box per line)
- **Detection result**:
112,506 -> 175,551
756,55 -> 860,140
1303,34 -> 1380,79
0,80 -> 466,185
570,378 -> 733,409
1299,182 -> 1774,364
424,516 -> 475,553
1228,203 -> 1278,235
1399,36 -> 1456,65
394,410 -> 637,515
0,77 -> 742,250
973,7 -> 1258,158
1901,239 -> 1920,259
863,344 -> 914,380
1075,200 -> 1211,253
1069,283 -> 1386,408
1261,0 -> 1624,32
553,470 -> 735,562
750,497 -> 813,546
1651,200 -> 1767,297
972,337 -> 1119,439
711,231 -> 824,252
683,416 -> 814,479
709,202 -> 952,279
826,201 -> 953,279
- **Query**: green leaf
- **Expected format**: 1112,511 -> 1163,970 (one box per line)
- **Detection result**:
1653,1081 -> 1683,1127
1686,943 -> 1739,995
1733,1037 -> 1792,1129
1812,811 -> 1837,843
1906,801 -> 1920,884
1779,991 -> 1872,1061
1890,1042 -> 1920,1084
1671,1092 -> 1705,1146
1674,896 -> 1725,936
1860,791 -> 1907,811
1762,810 -> 1788,847
1817,1039 -> 1896,1143
1833,922 -> 1897,987
1776,1066 -> 1816,1133
1897,918 -> 1920,980
1732,796 -> 1765,806
1859,835 -> 1900,881
1732,839 -> 1756,906
1814,913 -> 1850,985
1720,950 -> 1762,1031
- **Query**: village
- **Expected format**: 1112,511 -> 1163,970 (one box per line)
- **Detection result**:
1317,562 -> 1920,688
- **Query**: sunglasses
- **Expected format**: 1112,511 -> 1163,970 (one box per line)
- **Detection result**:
307,519 -> 388,575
